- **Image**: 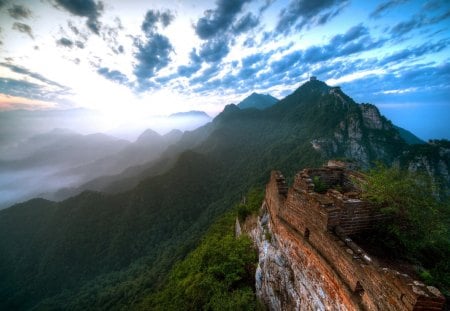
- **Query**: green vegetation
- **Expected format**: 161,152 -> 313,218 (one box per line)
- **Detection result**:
312,176 -> 328,193
362,164 -> 450,294
141,198 -> 263,310
237,188 -> 265,222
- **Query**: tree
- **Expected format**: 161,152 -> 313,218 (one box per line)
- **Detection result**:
362,164 -> 450,293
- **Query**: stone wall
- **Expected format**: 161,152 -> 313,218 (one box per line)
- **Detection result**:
251,168 -> 445,310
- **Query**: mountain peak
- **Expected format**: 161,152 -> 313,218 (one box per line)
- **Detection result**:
136,128 -> 162,143
169,111 -> 210,118
237,92 -> 278,110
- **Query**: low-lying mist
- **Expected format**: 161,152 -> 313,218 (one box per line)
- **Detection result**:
0,108 -> 212,209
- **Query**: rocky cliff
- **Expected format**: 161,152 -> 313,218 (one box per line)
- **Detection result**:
240,164 -> 446,310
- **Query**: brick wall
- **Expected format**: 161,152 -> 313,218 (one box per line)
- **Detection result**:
263,168 -> 445,310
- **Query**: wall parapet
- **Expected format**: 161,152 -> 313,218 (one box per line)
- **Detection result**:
261,164 -> 445,310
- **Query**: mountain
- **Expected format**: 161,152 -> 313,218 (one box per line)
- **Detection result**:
169,110 -> 210,118
0,130 -> 129,208
237,92 -> 278,110
0,108 -> 103,150
395,125 -> 426,144
44,129 -> 184,201
0,78 -> 448,310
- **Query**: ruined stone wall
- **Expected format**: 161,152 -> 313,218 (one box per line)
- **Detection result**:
252,169 -> 445,310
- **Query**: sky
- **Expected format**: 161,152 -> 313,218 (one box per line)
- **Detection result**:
0,0 -> 449,140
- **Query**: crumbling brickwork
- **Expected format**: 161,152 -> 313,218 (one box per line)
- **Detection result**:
256,165 -> 445,310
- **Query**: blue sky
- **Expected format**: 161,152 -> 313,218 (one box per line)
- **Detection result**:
0,0 -> 449,140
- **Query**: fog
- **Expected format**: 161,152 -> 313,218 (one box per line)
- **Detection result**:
0,108 -> 212,209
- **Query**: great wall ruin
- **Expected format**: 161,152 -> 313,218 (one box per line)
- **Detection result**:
239,161 -> 446,310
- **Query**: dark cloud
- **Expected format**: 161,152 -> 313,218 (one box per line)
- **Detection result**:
133,35 -> 173,84
132,9 -> 175,89
276,0 -> 348,35
0,78 -> 71,103
370,0 -> 408,19
237,51 -> 276,80
12,22 -> 33,39
304,25 -> 383,63
56,37 -> 85,49
56,37 -> 74,47
267,25 -> 383,77
75,41 -> 85,48
198,37 -> 230,63
270,50 -> 302,75
378,39 -> 450,66
389,11 -> 450,37
194,0 -> 251,39
8,4 -> 31,20
243,37 -> 255,47
186,0 -> 256,72
0,63 -> 68,89
259,0 -> 275,13
0,63 -> 71,102
97,67 -> 129,84
54,0 -> 103,34
232,13 -> 259,34
160,11 -> 175,27
142,9 -> 174,34
338,62 -> 450,105
68,22 -> 80,35
101,22 -> 122,54
190,64 -> 223,85
178,49 -> 202,77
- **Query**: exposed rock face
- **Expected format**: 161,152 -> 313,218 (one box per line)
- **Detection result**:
398,140 -> 450,193
360,104 -> 384,130
243,167 -> 446,310
310,93 -> 403,168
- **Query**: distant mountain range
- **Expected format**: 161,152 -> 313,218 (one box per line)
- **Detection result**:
0,78 -> 448,310
169,110 -> 211,118
237,92 -> 278,110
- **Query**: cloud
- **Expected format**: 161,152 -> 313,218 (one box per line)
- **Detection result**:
54,0 -> 103,34
133,34 -> 173,81
275,0 -> 348,35
0,62 -> 70,91
305,25 -> 384,63
370,0 -> 408,19
8,4 -> 32,20
334,62 -> 450,105
12,22 -> 34,39
0,78 -> 67,103
97,67 -> 129,84
100,20 -> 124,54
177,49 -> 202,77
267,24 -> 383,77
186,0 -> 256,71
56,37 -> 74,47
190,64 -> 223,86
132,9 -> 176,89
142,9 -> 174,34
389,11 -> 450,37
194,0 -> 251,40
232,13 -> 259,34
198,37 -> 230,63
378,39 -> 450,66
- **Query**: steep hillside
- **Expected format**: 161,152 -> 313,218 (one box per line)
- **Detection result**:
395,125 -> 426,145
